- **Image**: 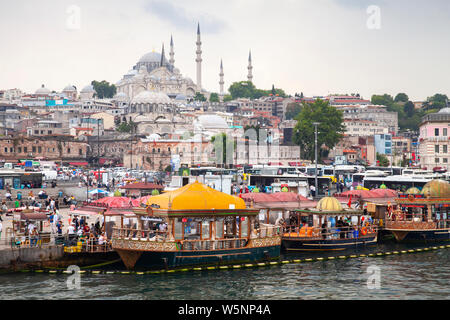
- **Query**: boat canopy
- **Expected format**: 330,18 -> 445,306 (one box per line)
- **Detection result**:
145,181 -> 246,210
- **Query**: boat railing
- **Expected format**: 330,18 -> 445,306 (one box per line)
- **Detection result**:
112,227 -> 169,242
282,225 -> 378,240
385,211 -> 450,229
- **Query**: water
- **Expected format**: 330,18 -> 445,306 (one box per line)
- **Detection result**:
1,243 -> 449,300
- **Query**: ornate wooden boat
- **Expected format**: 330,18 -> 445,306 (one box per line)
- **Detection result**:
385,180 -> 450,242
282,197 -> 378,251
111,182 -> 281,270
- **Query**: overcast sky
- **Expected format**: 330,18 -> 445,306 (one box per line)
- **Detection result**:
0,0 -> 449,101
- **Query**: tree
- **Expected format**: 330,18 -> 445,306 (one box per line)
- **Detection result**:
403,101 -> 415,117
209,92 -> 219,102
426,93 -> 448,110
285,102 -> 302,120
394,93 -> 409,103
292,99 -> 345,162
229,81 -> 256,99
116,121 -> 135,133
376,153 -> 390,167
371,94 -> 394,107
194,92 -> 207,102
223,95 -> 233,102
91,80 -> 116,99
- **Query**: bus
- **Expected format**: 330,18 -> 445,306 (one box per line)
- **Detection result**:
366,166 -> 403,176
363,175 -> 430,192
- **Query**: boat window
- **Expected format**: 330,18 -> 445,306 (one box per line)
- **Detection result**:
240,217 -> 248,238
201,221 -> 210,240
174,218 -> 183,240
184,219 -> 200,240
215,220 -> 223,239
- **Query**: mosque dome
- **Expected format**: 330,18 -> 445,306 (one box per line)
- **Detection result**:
63,85 -> 76,92
196,114 -> 228,129
138,51 -> 162,63
148,133 -> 161,141
81,85 -> 95,93
438,107 -> 450,114
35,84 -> 51,95
113,92 -> 128,101
421,179 -> 450,198
131,90 -> 171,104
316,197 -> 343,211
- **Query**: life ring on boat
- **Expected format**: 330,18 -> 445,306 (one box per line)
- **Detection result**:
275,217 -> 284,226
361,227 -> 368,236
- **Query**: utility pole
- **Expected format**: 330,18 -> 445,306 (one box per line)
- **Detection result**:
313,122 -> 320,198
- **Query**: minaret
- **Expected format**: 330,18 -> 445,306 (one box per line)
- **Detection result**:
219,59 -> 224,100
169,35 -> 175,66
247,50 -> 253,83
196,22 -> 202,91
160,43 -> 165,67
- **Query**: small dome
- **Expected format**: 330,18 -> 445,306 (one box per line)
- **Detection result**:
196,114 -> 228,129
421,179 -> 450,198
316,197 -> 343,211
148,133 -> 161,141
438,107 -> 450,114
138,51 -> 162,63
406,187 -> 421,195
63,85 -> 76,92
81,85 -> 95,93
35,84 -> 51,95
131,90 -> 171,104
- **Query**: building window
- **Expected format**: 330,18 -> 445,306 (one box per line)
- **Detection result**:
37,146 -> 42,153
444,128 -> 448,136
24,147 -> 27,153
4,147 -> 7,153
435,145 -> 439,153
444,145 -> 448,154
435,158 -> 440,163
68,148 -> 71,154
435,128 -> 439,136
444,158 -> 448,163
32,146 -> 36,153
18,147 -> 22,153
79,149 -> 83,155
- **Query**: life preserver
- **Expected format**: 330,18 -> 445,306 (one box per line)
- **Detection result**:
361,227 -> 368,236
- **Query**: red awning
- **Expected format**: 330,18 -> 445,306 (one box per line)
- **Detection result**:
69,162 -> 89,166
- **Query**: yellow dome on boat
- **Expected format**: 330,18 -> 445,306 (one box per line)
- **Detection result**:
406,187 -> 421,195
421,179 -> 450,198
316,197 -> 343,211
146,181 -> 246,210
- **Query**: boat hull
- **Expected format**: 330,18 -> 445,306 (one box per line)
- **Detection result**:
113,237 -> 281,270
389,229 -> 450,243
281,234 -> 378,251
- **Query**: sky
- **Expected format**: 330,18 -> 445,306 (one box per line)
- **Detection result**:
0,0 -> 449,101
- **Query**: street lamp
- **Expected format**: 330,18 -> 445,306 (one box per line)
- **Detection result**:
313,122 -> 320,198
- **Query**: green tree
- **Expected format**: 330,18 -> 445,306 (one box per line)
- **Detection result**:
285,102 -> 302,120
426,93 -> 448,110
394,93 -> 409,103
223,95 -> 233,102
116,121 -> 135,133
371,94 -> 394,107
403,101 -> 415,117
376,153 -> 390,167
292,99 -> 345,162
91,80 -> 116,99
229,81 -> 256,99
209,92 -> 220,102
194,92 -> 207,102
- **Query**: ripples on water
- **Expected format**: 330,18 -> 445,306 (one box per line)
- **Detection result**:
1,243 -> 449,300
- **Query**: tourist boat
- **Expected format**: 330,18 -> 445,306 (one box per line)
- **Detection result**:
282,197 -> 378,251
111,181 -> 282,270
385,179 -> 450,242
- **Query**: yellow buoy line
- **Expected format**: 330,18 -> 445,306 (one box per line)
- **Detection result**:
18,245 -> 450,275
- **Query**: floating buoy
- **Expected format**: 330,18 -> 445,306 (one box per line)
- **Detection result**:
193,267 -> 202,271
257,263 -> 266,267
316,257 -> 324,261
305,258 -> 313,262
136,272 -> 144,275
49,270 -> 57,274
393,251 -> 399,254
270,261 -> 280,265
338,256 -> 347,259
328,257 -> 336,260
180,269 -> 189,272
244,264 -> 254,268
207,266 -> 217,270
349,255 -> 357,258
166,270 -> 176,273
92,271 -> 101,274
359,254 -> 367,257
219,266 -> 228,269
281,260 -> 290,264
232,265 -> 242,269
